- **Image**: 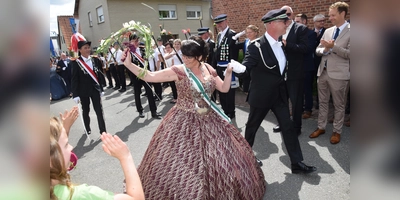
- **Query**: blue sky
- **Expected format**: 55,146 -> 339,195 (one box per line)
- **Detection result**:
50,0 -> 75,35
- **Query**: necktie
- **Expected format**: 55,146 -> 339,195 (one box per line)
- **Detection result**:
333,28 -> 340,40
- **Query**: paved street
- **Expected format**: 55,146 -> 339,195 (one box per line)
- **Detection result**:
50,86 -> 350,200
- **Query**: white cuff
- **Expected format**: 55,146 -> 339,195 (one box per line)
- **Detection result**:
230,59 -> 246,73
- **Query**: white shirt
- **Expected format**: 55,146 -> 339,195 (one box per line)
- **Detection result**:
63,60 -> 68,68
100,56 -> 106,69
282,20 -> 294,40
172,50 -> 183,65
265,32 -> 286,75
154,45 -> 165,62
149,49 -> 158,72
218,26 -> 229,45
115,49 -> 124,65
333,21 -> 349,39
81,55 -> 93,70
107,48 -> 123,65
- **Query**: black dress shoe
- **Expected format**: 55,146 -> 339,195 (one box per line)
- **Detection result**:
138,112 -> 145,118
151,113 -> 161,119
291,162 -> 317,174
153,112 -> 162,116
113,86 -> 120,90
256,157 -> 263,167
273,125 -> 281,132
86,131 -> 91,135
118,88 -> 126,92
141,93 -> 148,96
107,85 -> 113,88
127,83 -> 134,86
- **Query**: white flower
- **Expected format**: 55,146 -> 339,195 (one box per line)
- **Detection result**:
122,22 -> 130,28
129,20 -> 136,25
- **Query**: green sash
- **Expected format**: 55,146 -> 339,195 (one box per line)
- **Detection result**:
183,64 -> 231,123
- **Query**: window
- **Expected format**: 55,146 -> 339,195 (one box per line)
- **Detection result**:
159,5 -> 177,19
186,6 -> 202,19
88,12 -> 93,27
96,6 -> 104,23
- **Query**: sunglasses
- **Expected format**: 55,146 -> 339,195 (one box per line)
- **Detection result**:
286,13 -> 292,17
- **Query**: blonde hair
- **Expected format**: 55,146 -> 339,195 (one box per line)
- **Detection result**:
330,1 -> 349,17
246,25 -> 260,34
50,117 -> 74,200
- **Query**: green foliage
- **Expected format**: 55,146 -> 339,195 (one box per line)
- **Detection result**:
238,50 -> 244,63
96,20 -> 154,79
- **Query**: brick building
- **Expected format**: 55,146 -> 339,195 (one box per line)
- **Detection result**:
211,0 -> 350,37
57,15 -> 75,55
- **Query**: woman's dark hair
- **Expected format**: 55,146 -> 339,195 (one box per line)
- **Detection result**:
181,36 -> 208,62
129,33 -> 139,41
164,41 -> 173,48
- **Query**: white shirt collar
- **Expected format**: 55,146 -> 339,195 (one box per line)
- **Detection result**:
81,55 -> 91,62
282,20 -> 294,40
336,21 -> 349,33
219,26 -> 229,44
265,32 -> 282,47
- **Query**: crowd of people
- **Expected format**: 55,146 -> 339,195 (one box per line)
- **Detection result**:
50,1 -> 350,199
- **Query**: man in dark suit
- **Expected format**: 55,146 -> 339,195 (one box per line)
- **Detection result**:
273,6 -> 309,136
198,27 -> 215,66
198,27 -> 217,101
71,41 -> 106,135
238,9 -> 316,173
294,14 -> 317,119
56,53 -> 71,96
212,14 -> 240,119
129,34 -> 161,119
312,14 -> 326,109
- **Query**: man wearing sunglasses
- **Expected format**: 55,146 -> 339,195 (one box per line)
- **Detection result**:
272,5 -> 309,136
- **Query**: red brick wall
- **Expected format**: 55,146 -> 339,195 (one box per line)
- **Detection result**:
211,0 -> 350,36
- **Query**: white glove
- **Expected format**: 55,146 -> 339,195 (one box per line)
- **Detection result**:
73,97 -> 80,104
230,59 -> 246,73
232,30 -> 246,40
62,67 -> 66,70
100,92 -> 105,97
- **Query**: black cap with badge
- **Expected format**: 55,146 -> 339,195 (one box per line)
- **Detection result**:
213,14 -> 227,24
261,9 -> 289,23
197,27 -> 209,35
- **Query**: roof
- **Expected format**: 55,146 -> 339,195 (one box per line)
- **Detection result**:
57,15 -> 74,49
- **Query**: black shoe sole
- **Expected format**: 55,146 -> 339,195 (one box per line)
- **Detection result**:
291,169 -> 317,174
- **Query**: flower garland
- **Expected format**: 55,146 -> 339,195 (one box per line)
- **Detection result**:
96,20 -> 154,78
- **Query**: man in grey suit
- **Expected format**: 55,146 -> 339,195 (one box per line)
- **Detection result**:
309,2 -> 350,144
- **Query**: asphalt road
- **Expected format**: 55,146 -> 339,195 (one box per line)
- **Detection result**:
50,86 -> 350,200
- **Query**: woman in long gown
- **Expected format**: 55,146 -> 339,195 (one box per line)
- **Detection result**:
122,36 -> 266,199
50,58 -> 68,100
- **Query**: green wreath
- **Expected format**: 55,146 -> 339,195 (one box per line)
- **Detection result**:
96,20 -> 154,78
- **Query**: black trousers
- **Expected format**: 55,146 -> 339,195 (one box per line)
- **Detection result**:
133,77 -> 157,113
109,64 -> 120,88
219,88 -> 236,116
286,80 -> 304,133
304,71 -> 315,112
216,66 -> 236,116
105,67 -> 113,87
242,77 -> 251,93
80,92 -> 106,134
117,64 -> 126,89
153,82 -> 162,100
169,81 -> 177,100
245,101 -> 303,164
